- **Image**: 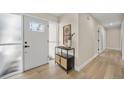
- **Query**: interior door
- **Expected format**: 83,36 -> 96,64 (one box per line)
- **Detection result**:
23,16 -> 49,71
98,30 -> 104,53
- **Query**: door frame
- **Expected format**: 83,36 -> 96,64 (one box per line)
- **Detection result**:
22,15 -> 24,72
48,21 -> 59,60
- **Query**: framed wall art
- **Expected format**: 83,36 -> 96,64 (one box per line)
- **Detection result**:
63,24 -> 71,47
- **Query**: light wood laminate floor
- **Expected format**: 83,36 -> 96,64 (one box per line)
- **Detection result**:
9,49 -> 124,79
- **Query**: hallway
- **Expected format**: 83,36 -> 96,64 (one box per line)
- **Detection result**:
9,49 -> 124,79
1,1 -> 124,93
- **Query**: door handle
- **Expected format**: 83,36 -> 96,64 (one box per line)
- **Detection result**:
24,45 -> 30,48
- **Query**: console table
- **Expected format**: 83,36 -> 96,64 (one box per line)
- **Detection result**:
55,46 -> 75,73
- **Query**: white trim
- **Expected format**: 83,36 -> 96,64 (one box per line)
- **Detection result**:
0,43 -> 22,46
122,56 -> 124,60
106,47 -> 121,51
75,53 -> 98,72
98,48 -> 106,54
21,15 -> 24,73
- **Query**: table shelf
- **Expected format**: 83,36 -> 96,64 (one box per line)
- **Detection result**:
55,46 -> 75,73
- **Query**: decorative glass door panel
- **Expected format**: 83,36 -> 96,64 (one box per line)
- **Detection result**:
0,14 -> 22,78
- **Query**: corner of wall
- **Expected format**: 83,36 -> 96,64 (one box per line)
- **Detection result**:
75,52 -> 98,72
121,17 -> 124,61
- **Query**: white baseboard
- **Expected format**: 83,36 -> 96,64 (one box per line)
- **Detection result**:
98,49 -> 104,54
122,56 -> 124,60
75,53 -> 98,72
106,47 -> 121,51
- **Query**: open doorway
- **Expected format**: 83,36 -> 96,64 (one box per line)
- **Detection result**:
48,21 -> 59,61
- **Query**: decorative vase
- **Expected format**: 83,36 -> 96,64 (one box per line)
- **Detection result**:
67,40 -> 71,48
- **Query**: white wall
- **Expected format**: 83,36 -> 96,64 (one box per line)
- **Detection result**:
58,13 -> 79,68
59,13 -> 106,71
121,17 -> 124,60
78,14 -> 99,66
106,27 -> 121,50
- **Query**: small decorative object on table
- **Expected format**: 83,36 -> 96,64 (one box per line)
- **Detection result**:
55,46 -> 75,74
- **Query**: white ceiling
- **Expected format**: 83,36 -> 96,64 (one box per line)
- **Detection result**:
92,13 -> 124,28
50,13 -> 124,29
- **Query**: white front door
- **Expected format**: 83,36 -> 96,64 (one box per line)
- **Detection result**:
23,16 -> 49,71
